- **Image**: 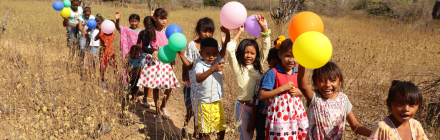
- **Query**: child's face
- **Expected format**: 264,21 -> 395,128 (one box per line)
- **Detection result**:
129,19 -> 139,29
315,76 -> 340,99
244,46 -> 257,66
71,1 -> 79,11
268,59 -> 280,69
155,16 -> 167,28
278,49 -> 297,70
390,93 -> 419,123
199,28 -> 213,40
200,47 -> 219,65
83,11 -> 91,20
96,20 -> 103,29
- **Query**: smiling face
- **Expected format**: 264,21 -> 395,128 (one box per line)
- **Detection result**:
129,18 -> 139,29
278,49 -> 297,70
315,76 -> 341,99
71,1 -> 79,11
389,93 -> 419,124
200,47 -> 219,65
243,46 -> 257,65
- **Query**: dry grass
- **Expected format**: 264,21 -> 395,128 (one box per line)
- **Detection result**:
0,0 -> 439,139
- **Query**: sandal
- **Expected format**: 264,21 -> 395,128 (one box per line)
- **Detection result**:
156,114 -> 163,123
161,107 -> 170,119
146,98 -> 155,107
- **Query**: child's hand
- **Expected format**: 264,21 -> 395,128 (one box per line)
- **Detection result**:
246,121 -> 255,133
115,12 -> 121,20
255,13 -> 268,32
220,26 -> 229,33
212,61 -> 225,72
152,51 -> 158,60
289,88 -> 302,97
82,30 -> 87,36
281,82 -> 295,92
238,25 -> 245,32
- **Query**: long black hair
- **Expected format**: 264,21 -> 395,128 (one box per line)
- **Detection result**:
236,39 -> 263,74
128,14 -> 140,22
143,16 -> 156,41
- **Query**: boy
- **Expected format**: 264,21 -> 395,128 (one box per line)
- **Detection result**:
195,37 -> 226,140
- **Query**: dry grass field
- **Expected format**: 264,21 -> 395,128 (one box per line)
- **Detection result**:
0,0 -> 439,139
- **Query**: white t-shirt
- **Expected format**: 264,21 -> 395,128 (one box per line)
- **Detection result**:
89,29 -> 100,46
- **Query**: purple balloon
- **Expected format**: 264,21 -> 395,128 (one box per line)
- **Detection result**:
244,14 -> 268,37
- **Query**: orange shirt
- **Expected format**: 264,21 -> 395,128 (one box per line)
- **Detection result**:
99,31 -> 115,57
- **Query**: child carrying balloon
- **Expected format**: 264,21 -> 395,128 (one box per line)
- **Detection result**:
136,8 -> 179,123
297,62 -> 372,139
225,13 -> 270,140
115,12 -> 142,90
176,17 -> 230,138
62,0 -> 83,54
79,7 -> 95,70
369,80 -> 428,140
94,17 -> 116,89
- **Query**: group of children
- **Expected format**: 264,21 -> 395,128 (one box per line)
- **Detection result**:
61,0 -> 429,139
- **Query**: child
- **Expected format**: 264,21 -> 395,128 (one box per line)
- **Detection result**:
259,39 -> 307,140
115,12 -> 141,89
195,37 -> 227,140
225,13 -> 270,140
94,17 -> 116,88
176,17 -> 230,138
78,7 -> 95,53
136,15 -> 155,108
136,8 -> 179,122
89,14 -> 103,58
126,45 -> 142,102
297,62 -> 372,139
62,0 -> 83,52
369,80 -> 427,140
249,36 -> 284,140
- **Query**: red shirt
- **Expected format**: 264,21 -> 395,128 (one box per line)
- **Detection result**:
99,31 -> 115,57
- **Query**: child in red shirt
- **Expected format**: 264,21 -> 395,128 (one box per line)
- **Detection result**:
94,16 -> 117,87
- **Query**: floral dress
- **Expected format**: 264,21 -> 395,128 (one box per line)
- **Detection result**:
136,28 -> 180,89
118,26 -> 141,87
306,90 -> 352,140
369,117 -> 428,140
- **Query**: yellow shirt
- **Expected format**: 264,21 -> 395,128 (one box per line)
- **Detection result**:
226,35 -> 271,101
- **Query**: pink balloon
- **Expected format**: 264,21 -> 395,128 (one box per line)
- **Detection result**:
101,20 -> 115,34
220,2 -> 247,29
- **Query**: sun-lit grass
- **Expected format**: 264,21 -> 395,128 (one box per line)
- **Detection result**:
0,0 -> 439,139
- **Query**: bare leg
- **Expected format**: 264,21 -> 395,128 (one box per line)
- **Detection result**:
217,131 -> 225,140
153,89 -> 160,115
160,89 -> 172,109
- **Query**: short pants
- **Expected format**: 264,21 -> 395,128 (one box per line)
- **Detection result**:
198,101 -> 226,133
183,86 -> 191,106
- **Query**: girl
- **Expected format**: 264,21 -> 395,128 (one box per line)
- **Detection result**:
89,14 -> 103,58
62,0 -> 83,53
78,7 -> 94,53
369,80 -> 427,140
136,8 -> 179,123
225,13 -> 270,140
94,17 -> 116,88
259,39 -> 307,140
136,16 -> 155,108
115,12 -> 141,89
176,17 -> 230,138
297,62 -> 372,139
126,45 -> 142,103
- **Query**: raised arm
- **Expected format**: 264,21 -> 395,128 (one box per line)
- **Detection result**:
196,61 -> 225,83
225,26 -> 244,77
219,26 -> 230,59
297,65 -> 314,103
115,12 -> 121,32
255,13 -> 271,66
346,111 -> 372,137
232,25 -> 244,42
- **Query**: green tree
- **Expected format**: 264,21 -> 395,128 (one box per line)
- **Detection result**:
204,0 -> 221,6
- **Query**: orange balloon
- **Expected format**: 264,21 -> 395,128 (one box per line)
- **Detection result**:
288,12 -> 324,43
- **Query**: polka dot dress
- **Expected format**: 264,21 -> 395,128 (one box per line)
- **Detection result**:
137,54 -> 180,89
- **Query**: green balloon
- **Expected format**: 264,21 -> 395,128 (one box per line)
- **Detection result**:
158,45 -> 177,63
63,0 -> 71,7
168,33 -> 187,52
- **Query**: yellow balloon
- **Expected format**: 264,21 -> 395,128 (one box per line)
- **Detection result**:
60,7 -> 71,18
292,31 -> 332,69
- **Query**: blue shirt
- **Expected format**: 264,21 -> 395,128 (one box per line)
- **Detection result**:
194,55 -> 224,103
260,64 -> 298,91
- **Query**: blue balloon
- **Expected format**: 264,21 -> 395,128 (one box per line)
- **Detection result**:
53,1 -> 64,11
165,24 -> 183,39
87,19 -> 97,29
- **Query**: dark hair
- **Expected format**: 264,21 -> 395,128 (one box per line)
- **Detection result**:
279,39 -> 293,54
267,48 -> 280,63
129,14 -> 140,22
130,45 -> 140,55
236,39 -> 263,74
95,14 -> 104,22
386,80 -> 423,112
143,16 -> 156,41
83,7 -> 91,13
195,17 -> 215,38
312,62 -> 344,88
200,37 -> 218,50
152,8 -> 167,28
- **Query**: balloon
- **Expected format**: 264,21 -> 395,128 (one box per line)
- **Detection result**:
165,24 -> 183,39
288,12 -> 324,43
60,7 -> 71,18
53,1 -> 64,11
220,1 -> 247,29
293,31 -> 332,69
101,20 -> 115,34
158,45 -> 177,63
63,0 -> 71,7
244,14 -> 268,37
87,19 -> 97,29
168,33 -> 187,52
